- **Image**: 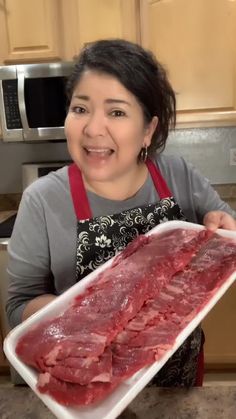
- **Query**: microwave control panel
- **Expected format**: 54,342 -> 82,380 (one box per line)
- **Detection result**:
2,80 -> 22,129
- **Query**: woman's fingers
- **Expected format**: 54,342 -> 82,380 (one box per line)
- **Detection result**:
203,211 -> 236,231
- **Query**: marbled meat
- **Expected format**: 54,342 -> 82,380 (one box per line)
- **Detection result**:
15,228 -> 236,406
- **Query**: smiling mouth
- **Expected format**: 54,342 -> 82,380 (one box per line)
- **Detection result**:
84,147 -> 114,157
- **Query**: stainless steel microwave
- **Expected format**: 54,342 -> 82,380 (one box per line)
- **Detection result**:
0,62 -> 73,142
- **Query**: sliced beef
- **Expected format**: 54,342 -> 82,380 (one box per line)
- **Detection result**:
110,232 -> 236,383
15,228 -> 236,407
44,347 -> 112,385
38,372 -> 119,406
17,228 -> 205,380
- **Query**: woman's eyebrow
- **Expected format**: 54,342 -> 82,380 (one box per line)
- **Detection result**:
72,94 -> 89,100
105,98 -> 131,106
72,95 -> 131,106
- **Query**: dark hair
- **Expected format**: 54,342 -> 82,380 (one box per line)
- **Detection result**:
66,39 -> 176,155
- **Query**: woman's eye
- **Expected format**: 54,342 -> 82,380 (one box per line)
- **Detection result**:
71,106 -> 86,114
110,110 -> 125,117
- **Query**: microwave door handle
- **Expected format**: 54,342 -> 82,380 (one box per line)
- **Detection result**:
18,72 -> 31,135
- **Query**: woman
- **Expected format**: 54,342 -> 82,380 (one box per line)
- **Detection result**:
6,39 -> 236,387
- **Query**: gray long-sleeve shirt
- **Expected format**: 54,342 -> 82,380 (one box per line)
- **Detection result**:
6,154 -> 236,328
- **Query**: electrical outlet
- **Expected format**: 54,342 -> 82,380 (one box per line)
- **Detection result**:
230,148 -> 236,166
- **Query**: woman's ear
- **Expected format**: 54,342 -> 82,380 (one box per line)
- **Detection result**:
144,116 -> 158,147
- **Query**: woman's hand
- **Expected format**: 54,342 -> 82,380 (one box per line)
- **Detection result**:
203,211 -> 236,231
22,294 -> 56,322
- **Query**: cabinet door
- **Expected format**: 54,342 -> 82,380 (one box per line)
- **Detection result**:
0,329 -> 7,368
0,250 -> 9,369
140,0 -> 236,128
0,0 -> 62,63
202,282 -> 236,366
61,0 -> 140,60
0,250 -> 10,338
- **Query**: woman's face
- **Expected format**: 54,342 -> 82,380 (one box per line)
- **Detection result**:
65,70 -> 157,186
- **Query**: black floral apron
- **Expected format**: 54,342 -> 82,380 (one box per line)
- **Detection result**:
68,159 -> 203,387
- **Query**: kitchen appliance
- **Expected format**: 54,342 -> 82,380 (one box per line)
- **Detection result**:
22,161 -> 70,191
0,215 -> 17,239
0,62 -> 73,142
0,162 -> 70,240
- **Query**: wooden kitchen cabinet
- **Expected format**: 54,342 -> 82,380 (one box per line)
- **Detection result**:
0,325 -> 7,369
60,0 -> 140,60
0,0 -> 139,64
0,0 -> 62,63
140,0 -> 236,128
0,249 -> 9,371
0,249 -> 9,370
1,0 -> 236,128
202,282 -> 236,368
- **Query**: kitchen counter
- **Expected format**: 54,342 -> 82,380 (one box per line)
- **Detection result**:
0,210 -> 17,249
0,385 -> 236,419
0,211 -> 17,224
0,239 -> 8,249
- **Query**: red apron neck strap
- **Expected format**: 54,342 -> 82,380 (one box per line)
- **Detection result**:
69,159 -> 172,219
68,164 -> 92,220
146,158 -> 172,199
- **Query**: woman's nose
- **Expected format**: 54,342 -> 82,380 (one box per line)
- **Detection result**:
83,113 -> 106,138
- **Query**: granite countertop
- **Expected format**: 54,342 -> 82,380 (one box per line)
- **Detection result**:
0,385 -> 236,419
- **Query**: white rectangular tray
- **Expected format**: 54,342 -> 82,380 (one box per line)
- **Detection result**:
4,220 -> 236,419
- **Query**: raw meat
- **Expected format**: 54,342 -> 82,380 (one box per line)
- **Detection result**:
17,228 -> 208,375
37,373 -> 118,406
112,233 -> 236,381
15,227 -> 236,406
